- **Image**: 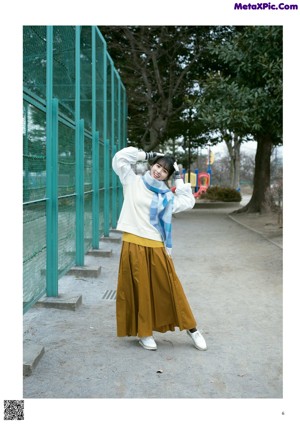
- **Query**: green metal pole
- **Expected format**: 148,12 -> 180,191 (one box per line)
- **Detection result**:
103,138 -> 110,237
46,99 -> 59,297
92,131 -> 100,247
111,68 -> 117,229
117,87 -> 127,215
116,76 -> 122,217
46,25 -> 58,297
103,48 -> 109,237
75,26 -> 85,265
92,26 -> 100,248
78,119 -> 85,264
111,143 -> 117,228
117,77 -> 121,151
24,102 -> 29,202
123,89 -> 128,149
50,97 -> 59,294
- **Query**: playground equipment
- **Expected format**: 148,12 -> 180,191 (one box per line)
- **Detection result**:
171,170 -> 210,197
193,172 -> 211,198
171,149 -> 213,197
184,172 -> 197,187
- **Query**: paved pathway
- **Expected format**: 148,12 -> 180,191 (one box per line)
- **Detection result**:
23,204 -> 282,402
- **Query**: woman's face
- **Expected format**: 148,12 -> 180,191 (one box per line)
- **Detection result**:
150,162 -> 169,181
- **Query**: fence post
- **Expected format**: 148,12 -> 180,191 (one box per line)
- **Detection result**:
103,139 -> 110,236
92,131 -> 100,248
76,118 -> 85,265
102,35 -> 108,236
115,75 -> 121,218
92,26 -> 100,248
46,97 -> 59,297
75,26 -> 85,265
46,24 -> 58,297
24,102 -> 30,203
111,143 -> 117,228
110,68 -> 117,228
117,87 -> 127,215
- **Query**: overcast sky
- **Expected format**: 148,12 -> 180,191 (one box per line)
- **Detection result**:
211,140 -> 283,158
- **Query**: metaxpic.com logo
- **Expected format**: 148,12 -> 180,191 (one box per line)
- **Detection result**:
234,2 -> 298,9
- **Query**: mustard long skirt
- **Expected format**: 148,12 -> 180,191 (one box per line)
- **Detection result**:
116,241 -> 197,337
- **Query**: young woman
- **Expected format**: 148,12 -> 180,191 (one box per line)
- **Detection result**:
112,146 -> 207,351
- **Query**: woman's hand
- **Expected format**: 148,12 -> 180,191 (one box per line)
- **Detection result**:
173,162 -> 181,179
145,152 -> 164,160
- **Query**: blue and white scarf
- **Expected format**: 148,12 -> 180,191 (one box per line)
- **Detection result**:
142,171 -> 174,252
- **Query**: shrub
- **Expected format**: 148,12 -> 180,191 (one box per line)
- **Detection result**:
202,186 -> 242,202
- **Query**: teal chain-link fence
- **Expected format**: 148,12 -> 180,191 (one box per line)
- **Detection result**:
23,26 -> 127,313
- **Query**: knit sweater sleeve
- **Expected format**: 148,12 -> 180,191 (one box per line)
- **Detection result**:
112,147 -> 146,185
172,178 -> 195,213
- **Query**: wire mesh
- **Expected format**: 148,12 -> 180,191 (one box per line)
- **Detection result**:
57,120 -> 76,275
23,26 -> 127,312
53,26 -> 76,122
84,133 -> 93,252
23,101 -> 47,311
23,26 -> 47,100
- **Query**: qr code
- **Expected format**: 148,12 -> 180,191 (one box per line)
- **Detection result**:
4,400 -> 24,420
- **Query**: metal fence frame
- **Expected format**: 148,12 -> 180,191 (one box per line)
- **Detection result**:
23,26 -> 127,313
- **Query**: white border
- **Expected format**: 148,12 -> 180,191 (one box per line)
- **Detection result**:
1,1 -> 299,422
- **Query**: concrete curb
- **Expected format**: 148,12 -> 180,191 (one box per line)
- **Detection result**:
194,201 -> 241,209
23,343 -> 45,376
228,214 -> 283,249
35,294 -> 83,311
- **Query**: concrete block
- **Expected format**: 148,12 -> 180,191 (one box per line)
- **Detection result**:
35,294 -> 83,311
101,233 -> 122,243
109,229 -> 122,234
23,343 -> 45,376
86,249 -> 112,258
67,264 -> 101,278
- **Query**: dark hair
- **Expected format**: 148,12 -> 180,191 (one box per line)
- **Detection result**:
152,155 -> 176,179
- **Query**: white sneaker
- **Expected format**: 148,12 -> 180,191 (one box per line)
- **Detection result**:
187,330 -> 207,351
139,336 -> 157,351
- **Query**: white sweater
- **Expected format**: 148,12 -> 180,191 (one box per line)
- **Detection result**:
112,147 -> 195,242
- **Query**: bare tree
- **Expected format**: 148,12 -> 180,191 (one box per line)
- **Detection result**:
100,26 -> 210,151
